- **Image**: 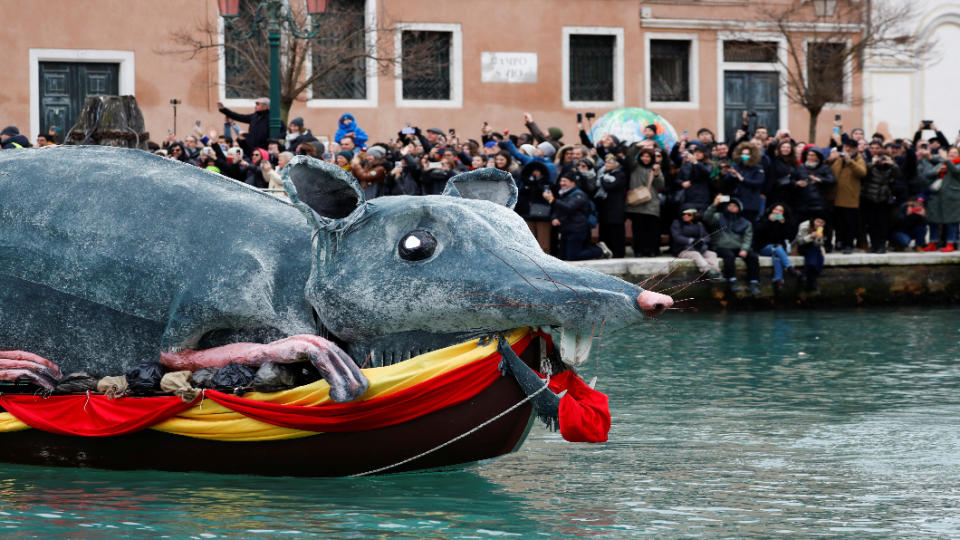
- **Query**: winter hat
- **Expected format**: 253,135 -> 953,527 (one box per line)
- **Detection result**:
548,126 -> 564,141
366,146 -> 386,159
1,126 -> 19,137
339,113 -> 355,124
519,144 -> 537,156
289,117 -> 304,129
427,127 -> 445,135
484,140 -> 498,148
253,148 -> 270,162
537,141 -> 557,158
579,157 -> 596,169
337,150 -> 354,161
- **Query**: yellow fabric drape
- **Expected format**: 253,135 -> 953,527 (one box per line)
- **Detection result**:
0,329 -> 530,442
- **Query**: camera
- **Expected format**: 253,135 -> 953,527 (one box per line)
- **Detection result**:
169,99 -> 182,105
585,112 -> 596,119
922,120 -> 933,129
577,113 -> 583,123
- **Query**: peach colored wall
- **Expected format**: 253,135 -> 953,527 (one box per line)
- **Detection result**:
0,0 -> 863,148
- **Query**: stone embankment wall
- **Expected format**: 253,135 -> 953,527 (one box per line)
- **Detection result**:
576,253 -> 960,310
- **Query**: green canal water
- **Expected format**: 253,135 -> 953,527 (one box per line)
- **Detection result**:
0,307 -> 958,537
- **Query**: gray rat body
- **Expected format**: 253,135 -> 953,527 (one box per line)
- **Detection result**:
0,147 -> 671,398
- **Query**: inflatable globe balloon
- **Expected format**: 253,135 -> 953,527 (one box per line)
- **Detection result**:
589,108 -> 679,150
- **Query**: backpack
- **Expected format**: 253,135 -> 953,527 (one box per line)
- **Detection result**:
587,198 -> 599,228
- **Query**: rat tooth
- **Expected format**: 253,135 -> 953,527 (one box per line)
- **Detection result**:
575,331 -> 593,366
560,327 -> 578,366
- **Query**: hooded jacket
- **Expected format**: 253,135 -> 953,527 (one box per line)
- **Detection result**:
594,161 -> 628,225
335,113 -> 369,148
729,142 -> 767,214
704,198 -> 754,251
794,148 -> 837,214
862,157 -> 901,204
624,143 -> 665,217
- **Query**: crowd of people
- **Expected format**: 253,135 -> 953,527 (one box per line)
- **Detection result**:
3,100 -> 959,294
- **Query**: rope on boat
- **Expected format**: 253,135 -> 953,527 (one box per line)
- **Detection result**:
348,378 -> 551,478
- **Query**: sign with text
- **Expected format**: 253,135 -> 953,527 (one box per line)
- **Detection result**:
481,52 -> 537,83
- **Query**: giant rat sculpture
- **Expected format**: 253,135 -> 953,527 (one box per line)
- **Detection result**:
0,147 -> 672,401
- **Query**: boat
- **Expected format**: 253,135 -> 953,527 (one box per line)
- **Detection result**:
0,328 -> 605,477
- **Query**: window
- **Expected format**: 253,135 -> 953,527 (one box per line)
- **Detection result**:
723,40 -> 779,63
311,0 -> 366,100
400,30 -> 452,100
223,0 -> 268,99
649,39 -> 690,102
807,42 -> 845,103
569,34 -> 615,102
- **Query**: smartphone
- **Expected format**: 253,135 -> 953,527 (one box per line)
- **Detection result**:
401,127 -> 415,135
682,130 -> 689,135
585,112 -> 596,119
427,161 -> 443,170
577,113 -> 583,123
922,120 -> 933,129
195,120 -> 202,127
719,195 -> 730,203
448,129 -> 456,136
834,114 -> 841,122
394,161 -> 403,168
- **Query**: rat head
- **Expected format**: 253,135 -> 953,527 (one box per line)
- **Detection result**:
283,157 -> 671,366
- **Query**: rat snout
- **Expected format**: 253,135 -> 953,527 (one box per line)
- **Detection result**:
637,289 -> 673,317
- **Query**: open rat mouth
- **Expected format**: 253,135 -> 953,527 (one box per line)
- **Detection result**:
346,323 -> 598,369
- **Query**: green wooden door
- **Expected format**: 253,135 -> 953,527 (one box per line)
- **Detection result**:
723,71 -> 779,143
39,62 -> 119,141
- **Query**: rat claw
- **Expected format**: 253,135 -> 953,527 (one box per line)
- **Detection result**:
0,352 -> 62,391
307,339 -> 368,403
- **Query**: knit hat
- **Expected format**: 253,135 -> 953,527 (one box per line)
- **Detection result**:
519,144 -> 537,156
366,146 -> 385,159
1,126 -> 19,137
537,141 -> 557,158
548,126 -> 563,141
289,117 -> 304,128
337,150 -> 354,161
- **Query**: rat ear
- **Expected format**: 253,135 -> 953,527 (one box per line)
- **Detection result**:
283,155 -> 365,229
442,168 -> 518,209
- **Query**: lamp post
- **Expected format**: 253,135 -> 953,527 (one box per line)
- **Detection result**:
217,0 -> 327,139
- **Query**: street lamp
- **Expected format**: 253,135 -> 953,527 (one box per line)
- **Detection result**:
217,0 -> 328,139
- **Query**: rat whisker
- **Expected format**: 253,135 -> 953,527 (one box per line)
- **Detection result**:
483,247 -> 541,293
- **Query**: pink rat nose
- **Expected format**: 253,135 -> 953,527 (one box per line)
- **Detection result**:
637,289 -> 673,317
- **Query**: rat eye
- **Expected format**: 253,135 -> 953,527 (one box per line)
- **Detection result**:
398,230 -> 437,261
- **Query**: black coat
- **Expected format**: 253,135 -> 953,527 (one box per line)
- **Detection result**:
793,162 -> 836,214
862,161 -> 900,204
753,215 -> 796,249
594,165 -> 628,225
677,161 -> 713,211
551,188 -> 592,234
670,218 -> 709,255
219,107 -> 271,153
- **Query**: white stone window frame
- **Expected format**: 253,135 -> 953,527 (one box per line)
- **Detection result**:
644,32 -> 699,109
29,48 -> 136,143
305,0 -> 378,109
393,22 -> 463,109
802,37 -> 854,110
562,26 -> 625,109
715,32 -> 790,139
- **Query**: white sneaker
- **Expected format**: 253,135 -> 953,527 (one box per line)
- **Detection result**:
597,241 -> 613,259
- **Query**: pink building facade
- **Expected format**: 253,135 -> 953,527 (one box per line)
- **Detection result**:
0,0 -> 867,148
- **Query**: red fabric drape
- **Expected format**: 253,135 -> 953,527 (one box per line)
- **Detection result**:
548,371 -> 611,443
204,335 -> 533,433
0,394 -> 197,437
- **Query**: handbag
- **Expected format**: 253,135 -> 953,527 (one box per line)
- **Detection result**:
527,202 -> 551,220
626,185 -> 652,206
